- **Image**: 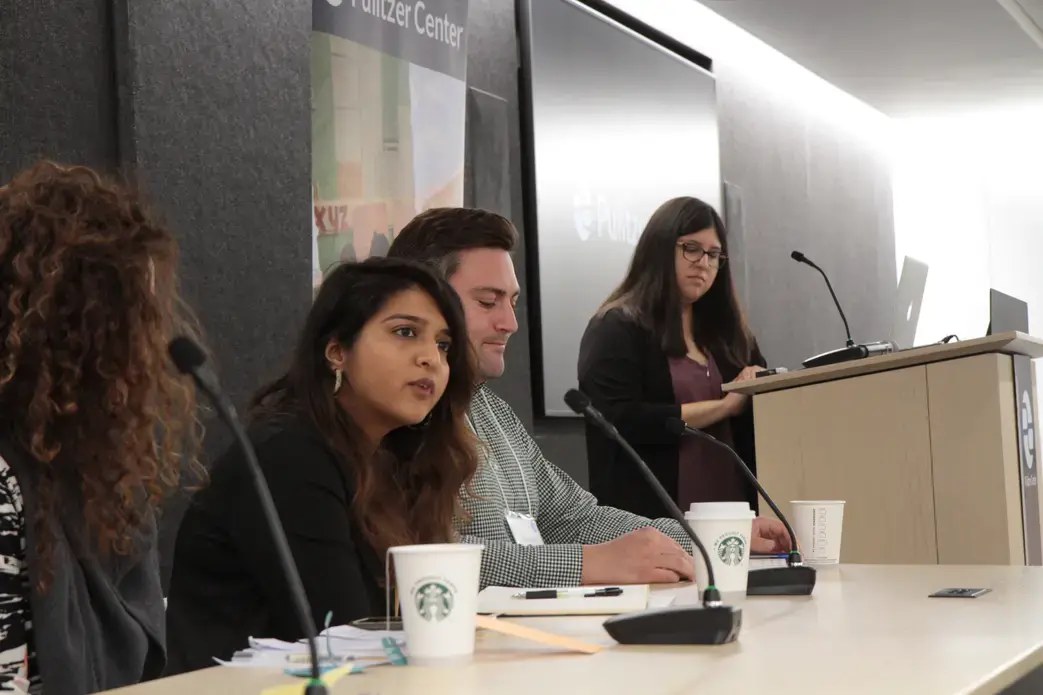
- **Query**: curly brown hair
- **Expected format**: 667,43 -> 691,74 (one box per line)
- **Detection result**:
0,161 -> 202,590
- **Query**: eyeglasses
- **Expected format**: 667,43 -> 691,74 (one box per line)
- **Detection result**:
677,242 -> 727,268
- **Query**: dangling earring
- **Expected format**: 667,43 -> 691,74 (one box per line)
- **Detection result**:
332,369 -> 343,395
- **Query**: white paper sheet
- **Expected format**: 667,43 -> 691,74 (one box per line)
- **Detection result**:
216,625 -> 406,670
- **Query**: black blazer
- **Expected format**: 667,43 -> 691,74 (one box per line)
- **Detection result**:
164,414 -> 385,674
577,309 -> 765,520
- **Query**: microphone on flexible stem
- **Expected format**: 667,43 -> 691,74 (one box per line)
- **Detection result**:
665,418 -> 816,596
168,337 -> 328,695
791,250 -> 866,368
564,389 -> 740,645
790,251 -> 853,348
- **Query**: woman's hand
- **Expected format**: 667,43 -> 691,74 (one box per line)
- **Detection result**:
685,365 -> 761,425
731,366 -> 762,383
721,366 -> 759,416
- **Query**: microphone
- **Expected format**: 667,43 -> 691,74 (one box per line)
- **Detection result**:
665,418 -> 815,596
790,250 -> 853,348
564,389 -> 740,645
791,250 -> 874,368
168,337 -> 328,694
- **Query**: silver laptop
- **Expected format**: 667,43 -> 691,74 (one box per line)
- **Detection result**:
891,256 -> 929,349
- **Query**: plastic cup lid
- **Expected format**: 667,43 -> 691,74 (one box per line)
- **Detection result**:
685,501 -> 755,520
388,543 -> 484,555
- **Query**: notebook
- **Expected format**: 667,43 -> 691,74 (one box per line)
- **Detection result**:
477,584 -> 652,616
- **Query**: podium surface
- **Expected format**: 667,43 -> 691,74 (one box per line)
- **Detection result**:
106,565 -> 1043,695
725,332 -> 1043,565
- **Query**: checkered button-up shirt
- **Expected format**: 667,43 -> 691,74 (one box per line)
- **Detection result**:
458,384 -> 694,588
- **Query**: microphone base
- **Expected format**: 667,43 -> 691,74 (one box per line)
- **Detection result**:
746,566 -> 817,596
304,682 -> 329,694
602,605 -> 741,645
802,344 -> 866,369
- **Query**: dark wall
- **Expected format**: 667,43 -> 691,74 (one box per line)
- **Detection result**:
2,0 -> 314,589
0,0 -> 119,177
115,0 -> 314,587
115,0 -> 313,407
2,0 -> 313,407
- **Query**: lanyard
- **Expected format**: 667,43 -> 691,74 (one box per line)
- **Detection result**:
467,391 -> 534,516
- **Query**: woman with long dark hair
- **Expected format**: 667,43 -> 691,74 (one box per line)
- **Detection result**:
0,161 -> 201,693
578,196 -> 769,522
165,257 -> 480,673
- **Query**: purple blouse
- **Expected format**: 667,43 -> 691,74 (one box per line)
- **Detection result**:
668,353 -> 748,508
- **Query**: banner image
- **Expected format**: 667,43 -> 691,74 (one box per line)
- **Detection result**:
312,0 -> 470,285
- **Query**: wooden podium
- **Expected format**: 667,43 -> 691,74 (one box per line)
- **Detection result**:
725,332 -> 1043,566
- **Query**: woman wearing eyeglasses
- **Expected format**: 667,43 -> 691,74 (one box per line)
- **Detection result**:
577,196 -> 767,520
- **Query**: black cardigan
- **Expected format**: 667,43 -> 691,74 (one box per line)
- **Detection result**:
164,415 -> 385,674
577,309 -> 765,520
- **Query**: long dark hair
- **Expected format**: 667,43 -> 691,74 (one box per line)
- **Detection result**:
598,196 -> 754,370
251,257 -> 479,559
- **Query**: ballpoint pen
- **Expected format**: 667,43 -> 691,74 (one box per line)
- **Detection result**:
512,587 -> 624,599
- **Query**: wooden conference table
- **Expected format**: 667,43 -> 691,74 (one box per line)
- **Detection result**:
109,565 -> 1043,695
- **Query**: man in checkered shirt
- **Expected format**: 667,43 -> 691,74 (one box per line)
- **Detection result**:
387,208 -> 789,588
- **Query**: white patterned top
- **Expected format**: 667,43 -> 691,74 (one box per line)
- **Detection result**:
0,454 -> 38,693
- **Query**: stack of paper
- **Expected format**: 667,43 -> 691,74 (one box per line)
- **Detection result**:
217,625 -> 406,672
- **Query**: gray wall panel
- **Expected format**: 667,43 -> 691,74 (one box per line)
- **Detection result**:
0,0 -> 118,177
116,0 -> 313,407
716,63 -> 896,370
113,0 -> 313,589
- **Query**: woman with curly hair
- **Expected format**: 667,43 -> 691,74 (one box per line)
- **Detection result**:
165,257 -> 480,673
0,161 -> 200,693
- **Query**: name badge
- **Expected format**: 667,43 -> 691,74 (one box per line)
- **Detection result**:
506,511 -> 544,545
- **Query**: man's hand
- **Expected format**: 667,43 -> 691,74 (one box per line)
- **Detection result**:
752,516 -> 792,554
581,528 -> 695,585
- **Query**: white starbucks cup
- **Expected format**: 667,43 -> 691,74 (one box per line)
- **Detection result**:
389,543 -> 483,666
790,501 -> 845,564
684,502 -> 755,596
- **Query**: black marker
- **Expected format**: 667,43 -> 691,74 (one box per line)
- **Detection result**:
512,587 -> 624,600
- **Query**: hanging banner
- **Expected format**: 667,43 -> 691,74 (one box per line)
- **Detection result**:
312,0 -> 470,285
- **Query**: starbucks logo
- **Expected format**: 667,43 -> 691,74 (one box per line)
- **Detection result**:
414,581 -> 454,622
716,534 -> 746,566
